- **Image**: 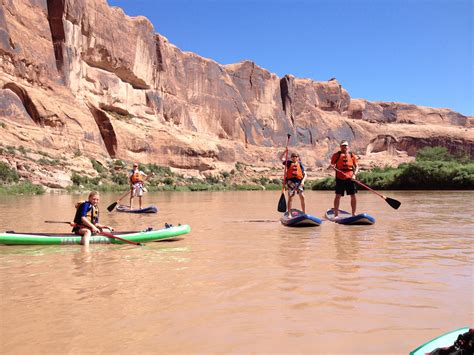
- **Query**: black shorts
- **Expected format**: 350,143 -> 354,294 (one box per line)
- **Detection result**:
335,178 -> 357,196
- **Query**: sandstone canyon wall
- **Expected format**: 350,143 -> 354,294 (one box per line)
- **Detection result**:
0,0 -> 472,187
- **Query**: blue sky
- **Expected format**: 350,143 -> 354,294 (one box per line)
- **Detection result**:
108,0 -> 473,116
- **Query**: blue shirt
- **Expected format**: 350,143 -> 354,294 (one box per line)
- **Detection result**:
73,201 -> 99,225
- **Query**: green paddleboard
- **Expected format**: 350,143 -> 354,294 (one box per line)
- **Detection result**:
0,225 -> 191,245
410,327 -> 470,355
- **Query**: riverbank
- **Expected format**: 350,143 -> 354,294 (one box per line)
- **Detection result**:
0,159 -> 287,195
313,146 -> 474,190
1,147 -> 472,195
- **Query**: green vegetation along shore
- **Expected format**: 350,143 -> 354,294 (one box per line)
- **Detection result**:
313,146 -> 474,190
1,146 -> 472,195
67,160 -> 283,193
0,162 -> 45,195
0,158 -> 283,195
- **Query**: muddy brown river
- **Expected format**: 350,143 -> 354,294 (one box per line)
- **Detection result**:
0,190 -> 472,353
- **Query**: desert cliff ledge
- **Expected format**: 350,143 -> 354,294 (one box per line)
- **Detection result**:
0,0 -> 472,188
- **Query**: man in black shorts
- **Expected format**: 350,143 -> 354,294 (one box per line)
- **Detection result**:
329,140 -> 359,218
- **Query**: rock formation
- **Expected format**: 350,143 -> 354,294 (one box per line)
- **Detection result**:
0,0 -> 472,187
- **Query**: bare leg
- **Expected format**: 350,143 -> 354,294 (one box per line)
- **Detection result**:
350,194 -> 357,215
138,196 -> 143,209
287,193 -> 293,213
129,194 -> 133,209
299,193 -> 306,213
80,229 -> 91,246
333,194 -> 342,218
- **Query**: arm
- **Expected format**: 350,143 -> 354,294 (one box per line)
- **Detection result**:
80,216 -> 100,233
97,222 -> 114,231
279,151 -> 287,163
300,163 -> 307,185
301,170 -> 307,185
352,155 -> 359,179
328,154 -> 336,170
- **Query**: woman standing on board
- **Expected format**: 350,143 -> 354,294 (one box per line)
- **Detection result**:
129,162 -> 148,209
280,151 -> 307,213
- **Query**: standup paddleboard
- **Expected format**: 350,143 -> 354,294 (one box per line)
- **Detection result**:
116,205 -> 158,214
280,209 -> 322,227
325,208 -> 375,225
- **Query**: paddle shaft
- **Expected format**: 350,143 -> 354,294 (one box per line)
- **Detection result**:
116,189 -> 132,204
97,230 -> 142,246
282,134 -> 291,192
333,167 -> 387,198
44,221 -> 141,246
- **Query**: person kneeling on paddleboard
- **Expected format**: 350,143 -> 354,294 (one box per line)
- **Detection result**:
280,151 -> 307,214
329,140 -> 359,218
72,191 -> 114,246
129,162 -> 148,210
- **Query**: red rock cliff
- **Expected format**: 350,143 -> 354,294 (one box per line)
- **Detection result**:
0,0 -> 472,187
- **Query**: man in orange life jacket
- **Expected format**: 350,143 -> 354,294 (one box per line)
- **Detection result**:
280,151 -> 307,213
329,140 -> 359,218
129,163 -> 148,209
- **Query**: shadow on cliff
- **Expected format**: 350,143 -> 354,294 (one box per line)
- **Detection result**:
87,104 -> 118,157
3,82 -> 43,126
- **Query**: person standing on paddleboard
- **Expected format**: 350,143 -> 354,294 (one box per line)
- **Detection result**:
129,163 -> 148,209
72,191 -> 114,246
329,140 -> 359,218
280,151 -> 307,213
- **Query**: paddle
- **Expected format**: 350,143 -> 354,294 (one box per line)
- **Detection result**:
106,189 -> 131,212
44,221 -> 143,246
277,134 -> 291,212
332,167 -> 401,209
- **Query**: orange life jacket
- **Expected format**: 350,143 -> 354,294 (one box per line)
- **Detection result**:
333,151 -> 356,179
130,170 -> 143,184
286,161 -> 304,180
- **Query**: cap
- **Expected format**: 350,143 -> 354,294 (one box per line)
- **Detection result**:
133,162 -> 138,167
340,140 -> 349,146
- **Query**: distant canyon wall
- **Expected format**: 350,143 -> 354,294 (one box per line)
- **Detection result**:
0,0 -> 472,186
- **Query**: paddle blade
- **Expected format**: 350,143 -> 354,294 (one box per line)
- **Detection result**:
385,197 -> 401,210
277,193 -> 287,212
107,201 -> 117,212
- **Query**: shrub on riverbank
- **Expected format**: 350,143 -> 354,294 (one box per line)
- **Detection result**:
0,162 -> 19,184
312,146 -> 474,190
0,181 -> 44,195
66,159 -> 279,192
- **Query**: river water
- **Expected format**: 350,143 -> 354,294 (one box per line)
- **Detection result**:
0,190 -> 472,354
